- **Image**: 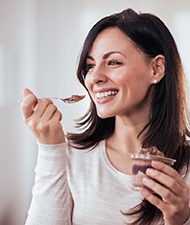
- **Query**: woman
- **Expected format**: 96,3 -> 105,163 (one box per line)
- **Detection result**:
21,8 -> 190,225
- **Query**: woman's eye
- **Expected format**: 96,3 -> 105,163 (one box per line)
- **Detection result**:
107,60 -> 122,66
86,63 -> 95,72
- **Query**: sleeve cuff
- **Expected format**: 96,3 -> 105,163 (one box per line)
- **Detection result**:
36,142 -> 68,173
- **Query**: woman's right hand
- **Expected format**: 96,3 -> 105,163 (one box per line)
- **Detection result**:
20,88 -> 65,144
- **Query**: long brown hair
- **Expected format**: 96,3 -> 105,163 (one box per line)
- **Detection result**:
67,8 -> 190,224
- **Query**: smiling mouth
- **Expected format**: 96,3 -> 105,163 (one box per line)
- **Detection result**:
95,91 -> 118,99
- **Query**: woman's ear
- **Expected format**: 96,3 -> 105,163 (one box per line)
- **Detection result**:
150,55 -> 165,84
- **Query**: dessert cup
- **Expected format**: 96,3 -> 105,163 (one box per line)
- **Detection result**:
129,154 -> 176,191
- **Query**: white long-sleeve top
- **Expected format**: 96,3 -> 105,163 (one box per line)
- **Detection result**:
25,140 -> 190,225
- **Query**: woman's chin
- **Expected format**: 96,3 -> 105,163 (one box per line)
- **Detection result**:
97,111 -> 114,119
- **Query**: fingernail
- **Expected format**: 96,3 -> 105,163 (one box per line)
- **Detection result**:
146,168 -> 154,175
151,160 -> 160,166
143,177 -> 150,184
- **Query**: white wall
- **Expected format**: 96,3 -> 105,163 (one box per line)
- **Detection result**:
0,1 -> 190,224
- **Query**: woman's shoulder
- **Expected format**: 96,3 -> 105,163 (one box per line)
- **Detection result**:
66,140 -> 106,173
66,140 -> 106,166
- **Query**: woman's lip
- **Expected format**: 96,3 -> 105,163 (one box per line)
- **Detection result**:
94,88 -> 119,93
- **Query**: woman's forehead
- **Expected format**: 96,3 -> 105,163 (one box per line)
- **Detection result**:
88,27 -> 144,59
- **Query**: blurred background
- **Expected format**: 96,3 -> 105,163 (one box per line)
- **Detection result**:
0,0 -> 190,224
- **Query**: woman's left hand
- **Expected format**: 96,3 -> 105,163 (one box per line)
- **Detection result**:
140,160 -> 190,225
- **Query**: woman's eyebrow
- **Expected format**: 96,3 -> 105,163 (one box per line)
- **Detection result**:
87,51 -> 126,61
86,55 -> 94,60
102,51 -> 124,59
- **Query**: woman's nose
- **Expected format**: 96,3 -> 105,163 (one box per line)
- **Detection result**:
89,66 -> 107,84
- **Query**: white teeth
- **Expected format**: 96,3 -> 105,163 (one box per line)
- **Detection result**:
96,91 -> 118,99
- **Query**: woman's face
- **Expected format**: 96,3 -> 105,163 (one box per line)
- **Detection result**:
84,27 -> 155,119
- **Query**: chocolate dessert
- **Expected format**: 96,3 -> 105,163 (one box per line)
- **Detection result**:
130,147 -> 176,190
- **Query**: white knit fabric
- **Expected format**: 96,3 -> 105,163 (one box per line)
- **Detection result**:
25,140 -> 190,225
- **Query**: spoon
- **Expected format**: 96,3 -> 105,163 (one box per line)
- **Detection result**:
50,95 -> 86,103
18,95 -> 86,104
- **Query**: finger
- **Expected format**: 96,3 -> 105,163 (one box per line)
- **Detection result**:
151,161 -> 185,188
22,88 -> 34,97
32,98 -> 54,119
21,92 -> 38,119
35,110 -> 64,144
51,109 -> 62,122
146,167 -> 182,196
142,176 -> 177,204
140,186 -> 190,224
40,103 -> 58,121
46,110 -> 63,132
140,187 -> 167,212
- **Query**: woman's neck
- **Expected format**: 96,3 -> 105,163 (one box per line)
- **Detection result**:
105,118 -> 148,174
108,115 -> 148,154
